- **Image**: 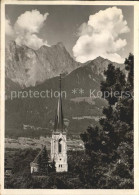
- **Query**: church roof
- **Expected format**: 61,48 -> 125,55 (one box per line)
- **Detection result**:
31,146 -> 45,165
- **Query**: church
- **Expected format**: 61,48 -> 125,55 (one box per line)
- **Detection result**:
30,74 -> 68,173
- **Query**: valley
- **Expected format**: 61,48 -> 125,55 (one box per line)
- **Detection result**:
5,136 -> 84,151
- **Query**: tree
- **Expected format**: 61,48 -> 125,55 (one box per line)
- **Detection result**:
38,146 -> 49,175
50,160 -> 56,172
101,64 -> 126,105
80,53 -> 134,188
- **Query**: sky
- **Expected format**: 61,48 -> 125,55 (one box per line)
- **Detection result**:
5,5 -> 133,63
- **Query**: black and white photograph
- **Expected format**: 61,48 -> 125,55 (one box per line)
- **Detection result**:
1,1 -> 139,193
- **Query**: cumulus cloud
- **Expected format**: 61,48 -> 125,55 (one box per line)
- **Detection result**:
73,7 -> 130,63
5,10 -> 49,50
15,33 -> 48,50
14,10 -> 48,34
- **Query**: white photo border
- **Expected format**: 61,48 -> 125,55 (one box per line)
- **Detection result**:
1,1 -> 139,195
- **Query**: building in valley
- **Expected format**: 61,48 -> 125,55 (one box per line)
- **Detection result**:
51,74 -> 68,172
30,74 -> 68,173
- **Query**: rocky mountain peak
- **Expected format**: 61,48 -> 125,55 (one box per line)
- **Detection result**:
95,56 -> 105,62
55,41 -> 65,48
5,41 -> 81,87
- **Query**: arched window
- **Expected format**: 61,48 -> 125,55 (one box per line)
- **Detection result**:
58,138 -> 62,153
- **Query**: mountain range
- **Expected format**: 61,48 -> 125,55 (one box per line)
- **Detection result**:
6,41 -> 81,88
5,41 -> 125,138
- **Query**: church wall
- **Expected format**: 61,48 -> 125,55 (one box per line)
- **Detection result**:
51,132 -> 68,172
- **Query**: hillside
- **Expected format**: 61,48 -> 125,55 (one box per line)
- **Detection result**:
5,41 -> 124,137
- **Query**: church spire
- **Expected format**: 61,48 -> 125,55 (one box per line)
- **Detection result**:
54,109 -> 58,131
54,74 -> 64,131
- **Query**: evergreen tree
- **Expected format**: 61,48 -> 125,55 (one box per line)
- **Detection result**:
101,64 -> 126,105
51,160 -> 56,172
80,53 -> 134,188
38,146 -> 49,175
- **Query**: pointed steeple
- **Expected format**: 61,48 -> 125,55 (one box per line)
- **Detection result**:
54,109 -> 58,131
54,74 -> 64,131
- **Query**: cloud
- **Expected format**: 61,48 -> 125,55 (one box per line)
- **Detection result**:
5,10 -> 49,50
14,10 -> 48,34
15,33 -> 48,50
73,7 -> 130,63
5,18 -> 14,36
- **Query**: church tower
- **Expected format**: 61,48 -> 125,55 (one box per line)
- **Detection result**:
51,74 -> 68,172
